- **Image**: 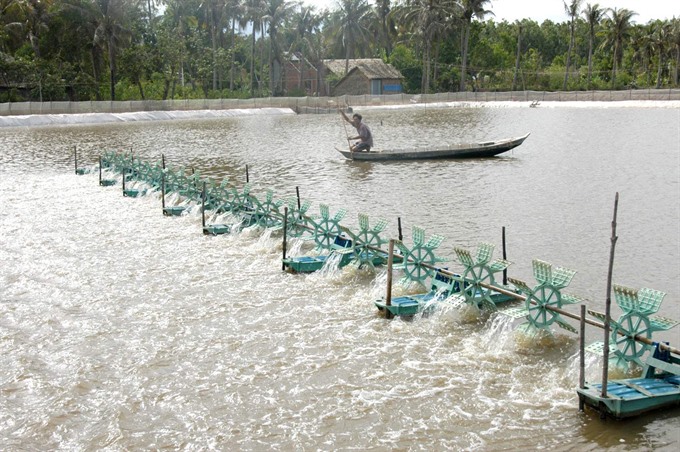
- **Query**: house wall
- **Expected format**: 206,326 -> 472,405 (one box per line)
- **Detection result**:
282,60 -> 324,96
333,72 -> 370,96
333,75 -> 403,96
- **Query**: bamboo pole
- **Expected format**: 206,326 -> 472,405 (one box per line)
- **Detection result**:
282,207 -> 288,271
397,217 -> 403,241
579,304 -> 586,411
201,181 -> 206,228
161,171 -> 166,212
601,192 -> 619,398
385,239 -> 394,319
502,226 -> 508,285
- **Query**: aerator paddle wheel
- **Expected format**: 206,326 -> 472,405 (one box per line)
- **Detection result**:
504,259 -> 581,336
344,214 -> 389,269
309,204 -> 347,251
251,189 -> 284,229
451,243 -> 511,312
284,198 -> 312,238
394,226 -> 446,288
587,285 -> 678,371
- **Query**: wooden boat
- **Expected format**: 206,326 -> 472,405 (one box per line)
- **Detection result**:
336,133 -> 530,161
577,344 -> 680,419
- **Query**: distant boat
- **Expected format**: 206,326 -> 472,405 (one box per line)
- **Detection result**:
336,133 -> 530,161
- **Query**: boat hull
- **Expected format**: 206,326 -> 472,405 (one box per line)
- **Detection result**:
337,133 -> 530,161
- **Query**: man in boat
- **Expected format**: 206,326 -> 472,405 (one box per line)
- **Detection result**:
340,110 -> 373,152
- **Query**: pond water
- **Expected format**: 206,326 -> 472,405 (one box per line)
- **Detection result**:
1,102 -> 679,450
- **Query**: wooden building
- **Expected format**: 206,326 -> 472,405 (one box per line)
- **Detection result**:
323,59 -> 403,96
282,57 -> 404,97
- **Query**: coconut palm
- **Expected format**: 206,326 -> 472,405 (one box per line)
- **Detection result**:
372,0 -> 394,58
241,0 -> 266,96
582,3 -> 605,89
330,0 -> 373,76
671,18 -> 680,86
459,0 -> 492,91
200,0 -> 227,91
62,0 -> 138,100
290,4 -> 322,92
393,0 -> 460,94
562,0 -> 581,90
262,0 -> 295,95
225,0 -> 245,91
600,7 -> 636,88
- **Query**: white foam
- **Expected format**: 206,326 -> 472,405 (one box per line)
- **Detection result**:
0,107 -> 295,128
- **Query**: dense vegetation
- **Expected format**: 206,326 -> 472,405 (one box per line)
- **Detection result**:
1,0 -> 678,102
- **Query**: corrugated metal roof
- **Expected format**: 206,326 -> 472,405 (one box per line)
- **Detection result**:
323,59 -> 402,80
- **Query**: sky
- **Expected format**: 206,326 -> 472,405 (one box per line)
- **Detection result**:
303,0 -> 678,24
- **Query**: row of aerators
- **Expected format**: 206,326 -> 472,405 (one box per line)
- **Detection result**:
83,149 -> 680,420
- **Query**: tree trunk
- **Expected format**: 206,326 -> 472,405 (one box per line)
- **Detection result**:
564,21 -> 575,90
108,39 -> 116,101
460,22 -> 471,91
587,26 -> 594,89
513,25 -> 522,91
656,54 -> 663,88
230,17 -> 236,91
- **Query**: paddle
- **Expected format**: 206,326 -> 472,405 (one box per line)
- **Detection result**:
339,109 -> 354,156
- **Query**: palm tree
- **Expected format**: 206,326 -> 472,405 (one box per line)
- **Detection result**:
333,0 -> 373,75
582,3 -> 605,89
650,20 -> 671,88
262,0 -> 295,96
672,18 -> 680,86
393,0 -> 460,93
290,4 -> 322,92
460,0 -> 493,91
632,23 -> 655,86
225,0 -> 244,91
562,0 -> 581,90
600,7 -> 636,88
63,0 -> 137,100
241,0 -> 265,96
372,0 -> 394,58
512,21 -> 522,91
200,0 -> 227,91
162,0 -> 199,97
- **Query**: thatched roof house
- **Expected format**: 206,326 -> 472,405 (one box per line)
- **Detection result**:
322,59 -> 403,96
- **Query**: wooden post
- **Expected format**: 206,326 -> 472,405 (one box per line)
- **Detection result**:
161,171 -> 166,211
397,217 -> 403,241
601,192 -> 619,399
161,154 -> 166,169
385,239 -> 394,319
201,181 -> 206,228
246,165 -> 249,183
295,186 -> 301,211
502,226 -> 508,285
122,166 -> 126,194
74,145 -> 78,174
579,304 -> 586,411
282,207 -> 288,270
98,155 -> 102,185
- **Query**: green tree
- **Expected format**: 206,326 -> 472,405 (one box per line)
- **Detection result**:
460,0 -> 493,91
242,0 -> 265,96
262,0 -> 294,96
582,3 -> 604,89
393,0 -> 460,93
332,0 -> 373,75
562,0 -> 581,89
290,4 -> 322,92
600,7 -> 636,88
